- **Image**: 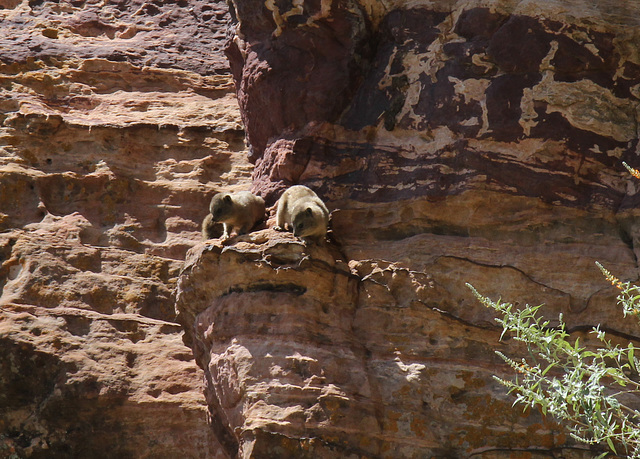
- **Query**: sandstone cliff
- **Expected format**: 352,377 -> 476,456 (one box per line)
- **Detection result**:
176,0 -> 640,457
2,0 -> 640,458
0,1 -> 244,456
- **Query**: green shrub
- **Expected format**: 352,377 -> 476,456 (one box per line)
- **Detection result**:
467,266 -> 640,457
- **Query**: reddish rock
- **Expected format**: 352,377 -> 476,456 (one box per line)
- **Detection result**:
176,231 -> 367,457
0,0 -> 231,75
225,0 -> 372,160
177,231 -> 615,457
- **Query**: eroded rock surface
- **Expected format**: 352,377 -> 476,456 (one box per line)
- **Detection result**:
178,233 -> 601,457
0,0 -> 249,457
4,0 -> 640,456
175,0 -> 640,457
226,0 -> 640,339
177,231 -> 367,457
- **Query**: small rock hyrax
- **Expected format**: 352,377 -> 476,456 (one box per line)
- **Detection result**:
202,191 -> 265,240
275,185 -> 329,241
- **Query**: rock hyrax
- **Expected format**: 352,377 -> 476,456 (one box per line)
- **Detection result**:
275,185 -> 329,241
202,191 -> 265,240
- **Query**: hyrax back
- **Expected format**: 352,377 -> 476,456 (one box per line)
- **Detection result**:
205,190 -> 265,239
275,185 -> 329,240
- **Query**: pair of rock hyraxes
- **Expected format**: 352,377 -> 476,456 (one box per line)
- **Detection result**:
202,185 -> 329,242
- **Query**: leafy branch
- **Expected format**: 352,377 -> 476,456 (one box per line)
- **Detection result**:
467,276 -> 640,458
597,261 -> 640,326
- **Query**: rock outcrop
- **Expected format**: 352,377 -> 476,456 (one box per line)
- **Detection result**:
176,231 -> 362,457
174,0 -> 640,457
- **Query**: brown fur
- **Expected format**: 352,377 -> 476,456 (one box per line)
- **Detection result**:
275,185 -> 329,241
202,191 -> 265,240
201,213 -> 219,240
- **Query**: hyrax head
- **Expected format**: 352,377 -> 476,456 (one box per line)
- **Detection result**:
209,193 -> 234,222
292,205 -> 326,238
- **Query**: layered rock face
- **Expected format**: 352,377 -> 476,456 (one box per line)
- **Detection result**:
175,0 -> 640,457
0,1 -> 249,457
3,0 -> 640,457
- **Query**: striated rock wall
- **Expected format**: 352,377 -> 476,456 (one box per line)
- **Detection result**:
3,0 -> 640,456
176,232 -> 363,457
0,1 -> 248,457
175,0 -> 640,457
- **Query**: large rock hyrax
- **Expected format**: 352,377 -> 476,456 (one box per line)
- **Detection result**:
202,191 -> 265,240
275,185 -> 329,241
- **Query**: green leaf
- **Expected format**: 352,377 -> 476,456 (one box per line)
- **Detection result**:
541,363 -> 555,376
606,436 -> 617,455
629,346 -> 636,372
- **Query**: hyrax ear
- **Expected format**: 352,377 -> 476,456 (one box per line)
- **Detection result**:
306,207 -> 312,215
224,195 -> 232,203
